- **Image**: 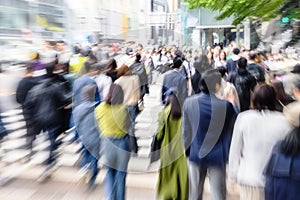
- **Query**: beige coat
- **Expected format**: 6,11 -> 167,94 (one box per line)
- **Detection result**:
115,75 -> 141,106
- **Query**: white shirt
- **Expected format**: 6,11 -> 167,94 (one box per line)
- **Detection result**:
39,49 -> 57,64
229,110 -> 292,187
95,74 -> 112,101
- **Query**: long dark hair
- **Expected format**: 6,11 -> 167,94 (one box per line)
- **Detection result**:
272,80 -> 293,103
200,69 -> 221,94
166,93 -> 181,119
105,83 -> 124,105
194,54 -> 211,73
135,53 -> 141,63
280,127 -> 300,156
107,58 -> 118,71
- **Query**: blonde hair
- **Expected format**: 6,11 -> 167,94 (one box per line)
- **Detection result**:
284,102 -> 300,128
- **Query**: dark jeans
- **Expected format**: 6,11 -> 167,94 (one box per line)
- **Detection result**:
127,105 -> 138,124
126,105 -> 138,153
46,124 -> 63,165
23,111 -> 42,149
69,113 -> 79,143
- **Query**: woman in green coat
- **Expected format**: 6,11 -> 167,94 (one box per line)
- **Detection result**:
156,91 -> 189,200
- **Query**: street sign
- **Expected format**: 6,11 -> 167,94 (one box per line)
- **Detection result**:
281,17 -> 290,23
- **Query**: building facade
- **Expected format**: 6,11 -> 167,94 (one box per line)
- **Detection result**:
0,0 -> 67,44
0,0 -> 173,45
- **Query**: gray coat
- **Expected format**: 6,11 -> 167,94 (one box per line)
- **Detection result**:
162,69 -> 188,108
73,101 -> 101,159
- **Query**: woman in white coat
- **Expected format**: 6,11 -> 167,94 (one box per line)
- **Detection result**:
229,84 -> 292,200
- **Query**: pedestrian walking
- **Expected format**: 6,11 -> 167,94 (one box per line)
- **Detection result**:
24,64 -> 72,177
215,50 -> 227,68
73,85 -> 101,190
227,57 -> 257,111
155,89 -> 189,200
70,61 -> 101,144
182,69 -> 237,200
264,80 -> 300,200
247,51 -> 266,84
106,58 -> 118,82
282,63 -> 300,97
16,63 -> 45,151
226,48 -> 240,74
271,80 -> 294,112
229,84 -> 292,200
130,53 -> 149,107
55,40 -> 72,74
216,66 -> 240,112
94,61 -> 112,102
115,66 -> 140,126
162,56 -> 188,109
95,84 -> 131,200
191,54 -> 212,94
144,49 -> 155,85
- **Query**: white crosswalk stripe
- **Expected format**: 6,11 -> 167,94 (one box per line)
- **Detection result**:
0,85 -> 164,182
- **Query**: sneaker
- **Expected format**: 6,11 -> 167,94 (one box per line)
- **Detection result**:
65,127 -> 75,134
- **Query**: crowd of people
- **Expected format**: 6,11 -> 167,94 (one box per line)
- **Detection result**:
1,39 -> 300,199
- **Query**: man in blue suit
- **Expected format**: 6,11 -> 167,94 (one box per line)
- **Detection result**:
161,56 -> 188,109
182,69 -> 237,200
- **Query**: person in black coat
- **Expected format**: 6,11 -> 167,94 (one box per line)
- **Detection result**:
162,57 -> 187,108
24,63 -> 71,172
16,63 -> 45,150
227,57 -> 257,111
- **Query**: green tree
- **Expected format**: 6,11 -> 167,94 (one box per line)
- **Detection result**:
183,0 -> 300,25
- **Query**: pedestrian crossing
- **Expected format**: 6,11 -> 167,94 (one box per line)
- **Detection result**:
0,109 -> 80,165
0,85 -> 164,183
0,108 -> 84,184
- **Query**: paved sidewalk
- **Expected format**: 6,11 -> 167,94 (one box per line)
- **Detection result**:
0,164 -> 239,200
0,166 -> 157,200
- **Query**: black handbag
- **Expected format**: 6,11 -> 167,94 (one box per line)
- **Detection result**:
128,134 -> 138,154
150,135 -> 161,163
150,112 -> 169,163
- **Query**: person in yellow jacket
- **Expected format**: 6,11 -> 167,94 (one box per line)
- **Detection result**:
95,83 -> 131,200
69,46 -> 88,74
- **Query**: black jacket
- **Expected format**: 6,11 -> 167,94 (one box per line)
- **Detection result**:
24,77 -> 71,128
227,68 -> 257,111
16,76 -> 45,105
191,70 -> 202,94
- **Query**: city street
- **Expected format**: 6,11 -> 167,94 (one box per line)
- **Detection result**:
0,0 -> 299,198
0,74 -> 240,199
